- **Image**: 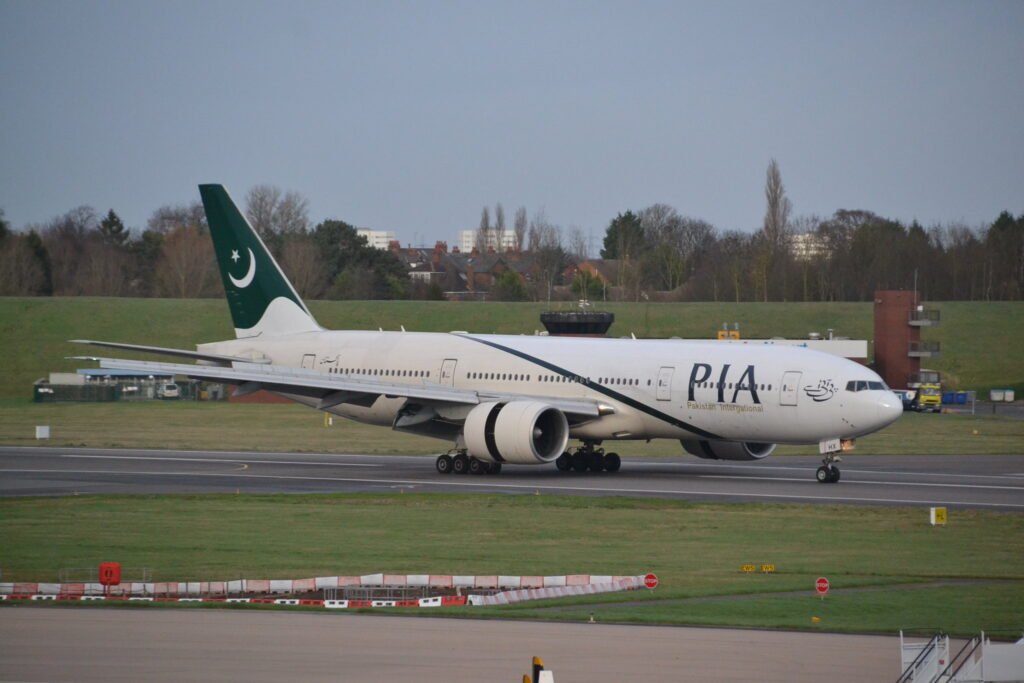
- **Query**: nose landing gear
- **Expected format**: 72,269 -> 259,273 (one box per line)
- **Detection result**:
815,453 -> 841,483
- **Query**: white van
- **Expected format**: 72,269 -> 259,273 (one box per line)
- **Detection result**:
158,383 -> 180,399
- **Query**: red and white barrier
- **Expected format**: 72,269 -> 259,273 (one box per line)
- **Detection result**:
0,573 -> 651,604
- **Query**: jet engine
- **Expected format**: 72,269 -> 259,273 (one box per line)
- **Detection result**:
464,401 -> 569,465
681,440 -> 776,461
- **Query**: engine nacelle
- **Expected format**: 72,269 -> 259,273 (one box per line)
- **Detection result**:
681,440 -> 776,461
464,401 -> 569,465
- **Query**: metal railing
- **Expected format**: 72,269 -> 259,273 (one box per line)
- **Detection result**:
896,632 -> 944,683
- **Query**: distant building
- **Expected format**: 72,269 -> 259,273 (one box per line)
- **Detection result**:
458,228 -> 517,253
357,228 -> 397,250
790,232 -> 827,261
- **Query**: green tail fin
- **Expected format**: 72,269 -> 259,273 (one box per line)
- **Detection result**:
199,184 -> 320,338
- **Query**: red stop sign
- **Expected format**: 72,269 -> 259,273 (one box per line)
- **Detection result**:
815,577 -> 829,595
644,573 -> 658,589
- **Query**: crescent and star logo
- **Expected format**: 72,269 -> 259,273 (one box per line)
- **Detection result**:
804,379 -> 837,402
229,248 -> 256,288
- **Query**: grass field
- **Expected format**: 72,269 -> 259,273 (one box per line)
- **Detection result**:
2,297 -> 1022,401
1,493 -> 1021,635
2,399 -> 1022,455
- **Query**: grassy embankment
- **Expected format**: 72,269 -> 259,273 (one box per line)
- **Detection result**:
1,297 -> 1021,454
1,494 -> 1021,635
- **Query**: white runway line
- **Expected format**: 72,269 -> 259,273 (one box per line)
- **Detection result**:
697,474 -> 1024,491
3,468 -> 1023,509
55,454 -> 383,468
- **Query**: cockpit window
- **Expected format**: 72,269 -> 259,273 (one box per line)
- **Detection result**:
847,380 -> 889,392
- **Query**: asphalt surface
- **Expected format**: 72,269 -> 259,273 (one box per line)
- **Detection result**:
2,446 -> 1023,510
0,608 -> 902,682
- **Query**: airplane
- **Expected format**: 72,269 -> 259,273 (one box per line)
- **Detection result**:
72,184 -> 902,483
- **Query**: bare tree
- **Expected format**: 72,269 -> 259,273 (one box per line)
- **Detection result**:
566,226 -> 589,262
154,225 -> 219,298
41,206 -> 97,295
147,202 -> 206,234
246,185 -> 281,238
759,158 -> 793,301
0,235 -> 47,295
476,206 -> 491,253
513,206 -> 527,252
494,203 -> 506,252
275,191 -> 310,235
278,234 -> 329,298
79,240 -> 129,296
529,211 -> 565,301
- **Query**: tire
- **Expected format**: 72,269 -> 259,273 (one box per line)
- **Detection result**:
571,452 -> 589,472
555,452 -> 573,472
604,452 -> 621,473
828,466 -> 841,483
436,455 -> 453,474
469,458 -> 486,475
815,466 -> 830,483
452,454 -> 470,474
588,451 -> 605,472
487,462 -> 502,475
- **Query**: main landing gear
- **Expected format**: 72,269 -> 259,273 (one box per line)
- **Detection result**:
435,450 -> 501,476
815,453 -> 841,484
555,443 -> 621,474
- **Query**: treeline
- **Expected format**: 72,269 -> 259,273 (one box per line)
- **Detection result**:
0,186 -> 408,300
1,169 -> 1021,301
599,205 -> 1024,302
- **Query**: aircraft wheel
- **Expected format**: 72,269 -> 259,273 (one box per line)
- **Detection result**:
815,466 -> 830,483
571,452 -> 589,473
452,454 -> 470,475
588,451 -> 605,472
828,466 -> 841,483
436,455 -> 453,474
555,453 -> 572,472
469,458 -> 486,475
604,453 -> 621,473
487,462 -> 502,475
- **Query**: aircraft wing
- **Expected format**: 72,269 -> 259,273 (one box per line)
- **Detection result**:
74,356 -> 604,418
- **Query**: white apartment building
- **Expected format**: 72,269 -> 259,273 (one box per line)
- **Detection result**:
458,228 -> 518,253
357,228 -> 397,250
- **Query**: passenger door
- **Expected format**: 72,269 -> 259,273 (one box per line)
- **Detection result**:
780,371 -> 801,406
440,359 -> 458,387
656,366 -> 674,401
300,353 -> 316,370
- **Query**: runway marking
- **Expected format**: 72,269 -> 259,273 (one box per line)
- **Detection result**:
54,454 -> 383,468
3,468 -> 1023,509
697,474 -> 1024,491
0,446 -> 399,460
632,461 -> 1024,481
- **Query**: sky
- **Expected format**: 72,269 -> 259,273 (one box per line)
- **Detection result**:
2,0 -> 1022,250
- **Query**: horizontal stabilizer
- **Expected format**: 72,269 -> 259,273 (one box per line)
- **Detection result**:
70,340 -> 270,366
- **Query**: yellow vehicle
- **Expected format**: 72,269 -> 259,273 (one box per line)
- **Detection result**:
917,383 -> 942,412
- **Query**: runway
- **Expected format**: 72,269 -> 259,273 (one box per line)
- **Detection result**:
0,608 -> 900,682
3,446 -> 1023,510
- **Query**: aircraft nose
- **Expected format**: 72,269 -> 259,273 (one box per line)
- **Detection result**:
875,393 -> 903,427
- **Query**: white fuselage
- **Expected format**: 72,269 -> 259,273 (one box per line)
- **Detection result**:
200,330 -> 902,446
